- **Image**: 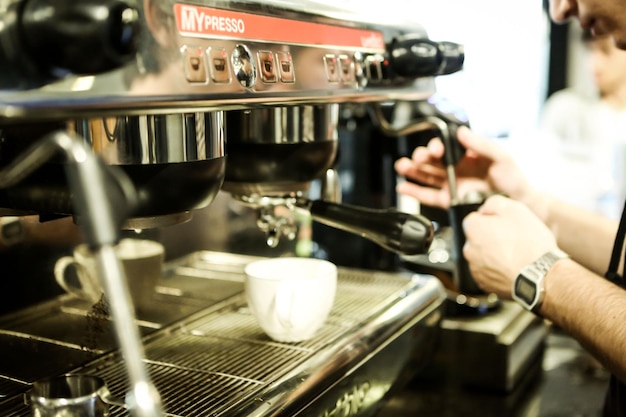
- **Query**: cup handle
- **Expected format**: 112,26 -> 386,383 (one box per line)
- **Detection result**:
53,256 -> 101,303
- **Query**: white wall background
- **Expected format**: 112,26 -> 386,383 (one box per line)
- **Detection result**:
407,0 -> 551,137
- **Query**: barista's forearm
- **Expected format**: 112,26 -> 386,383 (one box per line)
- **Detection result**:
541,258 -> 626,382
522,190 -> 617,275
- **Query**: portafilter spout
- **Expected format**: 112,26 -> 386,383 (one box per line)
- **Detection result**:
232,194 -> 434,255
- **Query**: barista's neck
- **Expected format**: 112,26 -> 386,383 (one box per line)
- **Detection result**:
601,84 -> 626,110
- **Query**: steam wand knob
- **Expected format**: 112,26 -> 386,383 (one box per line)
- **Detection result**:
0,0 -> 140,89
388,36 -> 465,78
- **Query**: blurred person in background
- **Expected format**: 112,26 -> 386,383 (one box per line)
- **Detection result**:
395,0 -> 626,415
540,30 -> 626,218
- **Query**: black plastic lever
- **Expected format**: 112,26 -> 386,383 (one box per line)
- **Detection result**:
0,0 -> 140,89
388,36 -> 465,78
303,199 -> 434,255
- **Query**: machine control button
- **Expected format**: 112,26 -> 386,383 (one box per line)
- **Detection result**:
258,50 -> 277,83
338,54 -> 353,83
182,45 -> 208,83
324,54 -> 339,83
208,47 -> 231,84
365,54 -> 383,82
353,52 -> 368,88
276,51 -> 295,83
231,44 -> 257,88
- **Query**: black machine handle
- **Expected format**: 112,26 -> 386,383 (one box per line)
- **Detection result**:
0,0 -> 140,90
388,36 -> 465,78
300,199 -> 434,256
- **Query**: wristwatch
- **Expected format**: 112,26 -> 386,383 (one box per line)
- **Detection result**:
512,249 -> 569,312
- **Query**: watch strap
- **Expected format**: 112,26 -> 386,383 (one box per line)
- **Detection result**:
533,249 -> 569,275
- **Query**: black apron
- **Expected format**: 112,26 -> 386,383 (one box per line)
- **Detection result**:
602,200 -> 626,416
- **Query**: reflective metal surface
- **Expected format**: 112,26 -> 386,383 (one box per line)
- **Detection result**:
227,105 -> 338,145
0,0 -> 433,120
224,104 -> 339,195
72,112 -> 225,165
0,112 -> 226,221
27,374 -> 113,417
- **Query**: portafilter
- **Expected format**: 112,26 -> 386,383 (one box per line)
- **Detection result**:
223,104 -> 339,196
223,103 -> 434,255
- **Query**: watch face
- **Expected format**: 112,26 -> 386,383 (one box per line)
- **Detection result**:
514,276 -> 537,305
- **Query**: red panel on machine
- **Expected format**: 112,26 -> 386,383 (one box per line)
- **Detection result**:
174,3 -> 385,50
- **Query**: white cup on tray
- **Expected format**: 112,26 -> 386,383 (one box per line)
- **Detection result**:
244,257 -> 337,343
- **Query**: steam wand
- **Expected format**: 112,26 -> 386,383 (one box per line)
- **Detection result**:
368,103 -> 467,204
371,100 -> 500,308
0,131 -> 164,417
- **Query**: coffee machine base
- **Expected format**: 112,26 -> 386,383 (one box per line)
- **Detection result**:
435,300 -> 549,392
403,226 -> 549,393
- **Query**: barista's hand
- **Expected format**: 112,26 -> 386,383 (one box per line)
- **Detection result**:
394,126 -> 532,208
462,195 -> 559,298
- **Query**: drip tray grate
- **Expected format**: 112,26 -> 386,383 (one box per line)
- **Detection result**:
1,251 -> 445,417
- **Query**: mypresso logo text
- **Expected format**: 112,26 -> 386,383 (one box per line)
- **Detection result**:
179,5 -> 245,34
174,3 -> 385,50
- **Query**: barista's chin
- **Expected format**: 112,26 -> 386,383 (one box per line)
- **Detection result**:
611,33 -> 626,51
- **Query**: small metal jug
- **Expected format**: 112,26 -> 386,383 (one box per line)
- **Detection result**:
26,374 -> 112,417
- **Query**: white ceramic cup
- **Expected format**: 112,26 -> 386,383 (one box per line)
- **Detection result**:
54,238 -> 164,308
244,257 -> 337,343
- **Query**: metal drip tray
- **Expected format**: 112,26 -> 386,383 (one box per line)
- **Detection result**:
0,251 -> 445,416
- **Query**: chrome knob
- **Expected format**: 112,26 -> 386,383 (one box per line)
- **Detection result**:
231,44 -> 257,88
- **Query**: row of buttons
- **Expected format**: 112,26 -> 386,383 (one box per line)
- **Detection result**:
182,44 -> 385,88
182,45 -> 295,86
323,54 -> 355,83
323,53 -> 384,85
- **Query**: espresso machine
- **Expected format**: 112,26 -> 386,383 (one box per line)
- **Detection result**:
0,1 -> 486,416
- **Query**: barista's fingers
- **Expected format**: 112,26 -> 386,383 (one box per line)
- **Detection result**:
477,194 -> 511,215
457,126 -> 507,160
461,210 -> 479,237
462,240 -> 472,264
424,137 -> 445,158
394,157 -> 415,176
395,157 -> 447,186
410,140 -> 446,166
396,181 -> 450,207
